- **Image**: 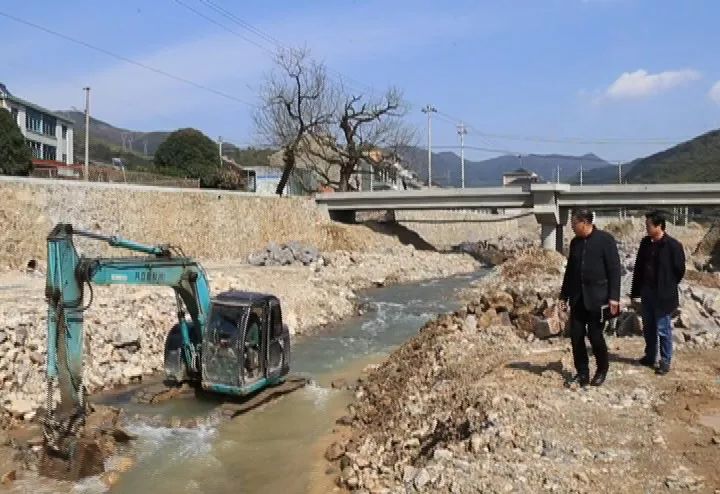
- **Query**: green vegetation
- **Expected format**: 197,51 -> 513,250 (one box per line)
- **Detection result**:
154,128 -> 223,187
625,129 -> 720,183
0,109 -> 32,175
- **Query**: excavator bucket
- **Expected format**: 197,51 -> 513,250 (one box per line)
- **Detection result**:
40,437 -> 105,481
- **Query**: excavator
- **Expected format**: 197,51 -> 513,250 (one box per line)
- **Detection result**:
41,224 -> 298,478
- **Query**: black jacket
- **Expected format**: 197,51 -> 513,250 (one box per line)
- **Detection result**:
561,227 -> 622,311
630,234 -> 685,314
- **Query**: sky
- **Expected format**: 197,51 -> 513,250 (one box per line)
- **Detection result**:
2,0 -> 720,167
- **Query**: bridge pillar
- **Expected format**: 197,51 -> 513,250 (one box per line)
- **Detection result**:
540,223 -> 557,250
531,184 -> 570,253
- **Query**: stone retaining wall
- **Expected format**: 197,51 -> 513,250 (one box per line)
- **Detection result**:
0,177 -> 385,268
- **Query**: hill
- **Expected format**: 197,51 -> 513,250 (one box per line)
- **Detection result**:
55,110 -> 273,170
56,111 -> 171,156
624,129 -> 720,183
568,162 -> 639,185
399,146 -> 610,187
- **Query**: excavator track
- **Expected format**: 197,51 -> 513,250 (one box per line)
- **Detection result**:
132,382 -> 196,404
130,376 -> 310,417
213,376 -> 310,419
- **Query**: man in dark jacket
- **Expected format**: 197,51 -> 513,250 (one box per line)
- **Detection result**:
630,211 -> 685,375
560,209 -> 621,387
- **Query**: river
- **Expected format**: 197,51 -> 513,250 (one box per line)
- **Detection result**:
56,271 -> 485,494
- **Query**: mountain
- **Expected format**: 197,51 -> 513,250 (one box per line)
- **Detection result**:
624,129 -> 720,183
56,111 -> 173,156
55,111 -> 272,169
399,146 -> 610,187
569,162 -> 638,185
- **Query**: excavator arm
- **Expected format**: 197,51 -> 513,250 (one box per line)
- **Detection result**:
43,224 -> 212,456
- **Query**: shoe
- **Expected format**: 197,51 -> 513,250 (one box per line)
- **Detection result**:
590,371 -> 607,386
638,356 -> 655,368
655,362 -> 670,375
574,374 -> 590,387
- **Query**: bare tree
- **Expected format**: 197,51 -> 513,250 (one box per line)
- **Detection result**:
254,48 -> 333,195
302,87 -> 414,191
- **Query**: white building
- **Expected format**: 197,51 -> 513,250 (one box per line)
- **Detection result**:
0,83 -> 74,165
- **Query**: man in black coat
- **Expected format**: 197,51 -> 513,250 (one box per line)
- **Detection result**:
560,209 -> 622,387
630,211 -> 685,375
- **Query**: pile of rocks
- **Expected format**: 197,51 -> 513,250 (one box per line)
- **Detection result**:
247,242 -> 323,267
0,289 -> 178,422
0,245 -> 479,425
327,245 -> 720,493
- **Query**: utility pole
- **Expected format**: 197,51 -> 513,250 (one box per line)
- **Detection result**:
618,161 -> 623,220
83,87 -> 90,181
579,162 -> 584,186
218,136 -> 223,166
457,122 -> 467,189
556,164 -> 560,184
421,105 -> 437,187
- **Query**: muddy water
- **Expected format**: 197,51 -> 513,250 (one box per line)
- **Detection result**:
78,271 -> 486,494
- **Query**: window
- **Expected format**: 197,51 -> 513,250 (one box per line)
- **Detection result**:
42,116 -> 56,137
10,107 -> 18,125
27,140 -> 42,159
270,303 -> 283,339
62,153 -> 67,164
26,109 -> 42,134
44,145 -> 56,161
61,125 -> 67,139
25,108 -> 56,137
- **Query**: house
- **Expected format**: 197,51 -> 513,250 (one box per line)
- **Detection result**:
0,83 -> 75,165
502,168 -> 541,187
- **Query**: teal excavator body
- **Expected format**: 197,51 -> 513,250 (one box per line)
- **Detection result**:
43,223 -> 290,458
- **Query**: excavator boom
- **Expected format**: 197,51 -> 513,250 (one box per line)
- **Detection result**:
41,223 -> 293,480
44,224 -> 211,456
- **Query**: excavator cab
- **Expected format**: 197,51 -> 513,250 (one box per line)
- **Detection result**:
197,291 -> 290,395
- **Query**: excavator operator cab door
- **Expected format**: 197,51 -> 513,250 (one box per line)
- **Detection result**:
201,303 -> 246,391
241,302 -> 266,387
240,297 -> 290,388
202,292 -> 290,395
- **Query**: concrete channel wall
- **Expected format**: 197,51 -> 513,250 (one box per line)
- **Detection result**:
0,177 -> 339,269
0,177 -> 532,268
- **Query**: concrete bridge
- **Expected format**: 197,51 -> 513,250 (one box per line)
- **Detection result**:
315,183 -> 720,251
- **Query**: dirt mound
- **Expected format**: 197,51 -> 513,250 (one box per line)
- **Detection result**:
500,247 -> 566,280
326,246 -> 720,492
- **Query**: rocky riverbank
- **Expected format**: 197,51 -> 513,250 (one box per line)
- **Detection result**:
327,246 -> 720,493
0,246 -> 479,424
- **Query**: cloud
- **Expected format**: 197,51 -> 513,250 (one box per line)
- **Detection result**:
13,8 -> 476,130
710,81 -> 720,105
605,69 -> 701,99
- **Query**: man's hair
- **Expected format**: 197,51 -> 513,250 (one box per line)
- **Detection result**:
645,210 -> 666,231
571,209 -> 594,224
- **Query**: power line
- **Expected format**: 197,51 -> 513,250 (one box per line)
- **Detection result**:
176,0 -> 379,97
431,145 -> 628,164
173,0 -> 275,55
0,9 -> 258,108
436,109 -> 686,145
198,0 -> 284,47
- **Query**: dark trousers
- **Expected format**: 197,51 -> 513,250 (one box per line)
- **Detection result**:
570,300 -> 609,376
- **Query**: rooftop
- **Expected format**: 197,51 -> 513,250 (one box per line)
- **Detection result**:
0,83 -> 74,124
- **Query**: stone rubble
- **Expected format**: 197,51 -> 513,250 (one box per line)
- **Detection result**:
326,245 -> 720,493
248,241 -> 322,267
0,246 -> 479,425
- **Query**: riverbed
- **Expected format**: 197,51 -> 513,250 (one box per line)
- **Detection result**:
10,270 -> 486,494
